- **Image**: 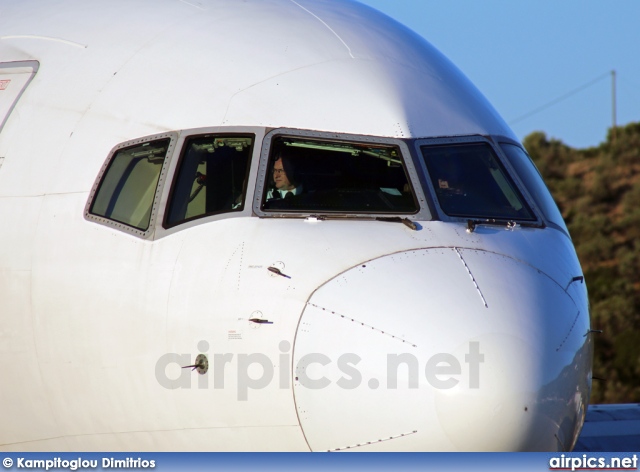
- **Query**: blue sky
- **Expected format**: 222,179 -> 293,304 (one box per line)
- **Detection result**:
357,0 -> 640,149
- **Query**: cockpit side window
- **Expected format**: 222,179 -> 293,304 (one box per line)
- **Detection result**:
164,135 -> 253,227
260,136 -> 418,214
420,142 -> 535,221
500,143 -> 569,234
89,139 -> 170,231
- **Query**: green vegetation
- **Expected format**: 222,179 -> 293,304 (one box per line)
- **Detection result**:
523,123 -> 640,403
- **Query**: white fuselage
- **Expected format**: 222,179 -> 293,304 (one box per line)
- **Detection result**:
0,0 -> 591,451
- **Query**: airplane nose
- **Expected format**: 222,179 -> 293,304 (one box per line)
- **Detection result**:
292,248 -> 590,451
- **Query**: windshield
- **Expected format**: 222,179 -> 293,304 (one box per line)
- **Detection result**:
261,136 -> 418,214
165,135 -> 253,227
420,142 -> 535,221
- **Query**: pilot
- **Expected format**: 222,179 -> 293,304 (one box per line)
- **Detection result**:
266,151 -> 303,200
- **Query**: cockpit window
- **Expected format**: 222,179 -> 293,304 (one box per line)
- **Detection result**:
500,143 -> 569,233
261,136 -> 418,214
420,142 -> 535,221
165,135 -> 253,227
90,139 -> 169,231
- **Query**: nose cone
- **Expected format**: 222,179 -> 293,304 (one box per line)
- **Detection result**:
292,248 -> 590,451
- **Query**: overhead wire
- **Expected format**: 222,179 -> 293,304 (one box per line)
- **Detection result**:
509,72 -> 612,125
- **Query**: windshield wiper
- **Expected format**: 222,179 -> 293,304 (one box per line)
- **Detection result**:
267,213 -> 419,231
375,216 -> 418,231
466,219 -> 538,233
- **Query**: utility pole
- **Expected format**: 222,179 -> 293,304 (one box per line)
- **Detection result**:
612,69 -> 617,147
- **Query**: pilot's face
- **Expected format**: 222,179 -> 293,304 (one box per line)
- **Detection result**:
273,158 -> 294,190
